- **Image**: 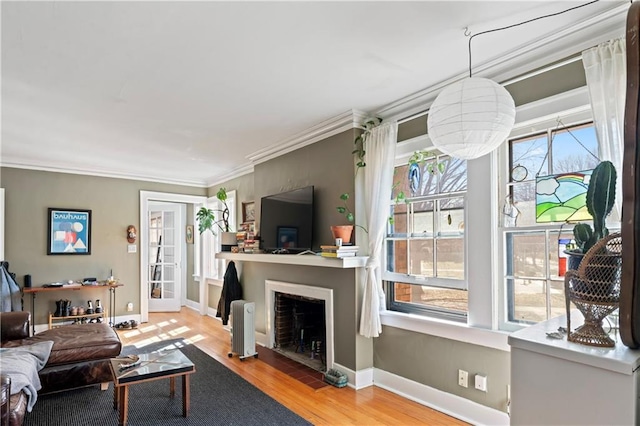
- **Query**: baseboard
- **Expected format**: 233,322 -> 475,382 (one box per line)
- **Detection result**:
185,299 -> 200,311
206,306 -> 218,318
255,331 -> 267,347
331,363 -> 373,390
373,369 -> 509,426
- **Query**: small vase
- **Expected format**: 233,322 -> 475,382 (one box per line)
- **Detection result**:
330,226 -> 353,244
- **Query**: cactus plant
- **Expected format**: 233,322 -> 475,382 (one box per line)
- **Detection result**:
572,161 -> 617,254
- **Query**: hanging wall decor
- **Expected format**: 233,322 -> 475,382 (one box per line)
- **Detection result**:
47,208 -> 91,255
535,170 -> 594,223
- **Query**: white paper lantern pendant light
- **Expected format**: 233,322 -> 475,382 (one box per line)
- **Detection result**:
427,1 -> 599,160
427,77 -> 515,160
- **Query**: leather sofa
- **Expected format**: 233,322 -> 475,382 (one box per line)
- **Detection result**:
0,312 -> 122,425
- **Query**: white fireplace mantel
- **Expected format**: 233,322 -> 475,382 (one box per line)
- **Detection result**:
215,252 -> 368,268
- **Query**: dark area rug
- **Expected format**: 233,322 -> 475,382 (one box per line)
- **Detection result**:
25,340 -> 311,426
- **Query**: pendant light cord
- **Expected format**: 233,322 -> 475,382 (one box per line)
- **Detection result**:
467,0 -> 601,77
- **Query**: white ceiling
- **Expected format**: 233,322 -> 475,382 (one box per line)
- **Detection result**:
1,1 -> 629,187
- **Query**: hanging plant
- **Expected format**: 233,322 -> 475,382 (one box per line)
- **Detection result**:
353,117 -> 383,173
388,150 -> 445,225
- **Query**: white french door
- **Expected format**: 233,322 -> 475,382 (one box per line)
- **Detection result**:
148,202 -> 182,312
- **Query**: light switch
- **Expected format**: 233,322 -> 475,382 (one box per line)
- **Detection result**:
475,374 -> 487,392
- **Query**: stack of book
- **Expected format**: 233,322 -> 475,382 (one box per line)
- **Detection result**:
236,231 -> 247,251
240,233 -> 259,253
320,245 -> 359,258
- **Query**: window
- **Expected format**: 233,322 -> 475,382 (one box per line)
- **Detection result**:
201,190 -> 236,282
385,151 -> 468,320
503,121 -> 615,325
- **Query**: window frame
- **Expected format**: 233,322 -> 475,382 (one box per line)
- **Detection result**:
200,190 -> 236,283
384,135 -> 468,319
497,106 -> 598,331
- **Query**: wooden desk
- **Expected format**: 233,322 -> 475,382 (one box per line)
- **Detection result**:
23,283 -> 123,334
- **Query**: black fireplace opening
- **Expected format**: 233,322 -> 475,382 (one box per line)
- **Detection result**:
274,291 -> 326,372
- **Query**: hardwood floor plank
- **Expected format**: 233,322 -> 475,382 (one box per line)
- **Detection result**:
117,308 -> 468,425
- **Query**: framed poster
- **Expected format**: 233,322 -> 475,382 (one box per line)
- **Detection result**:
47,208 -> 91,255
186,225 -> 194,244
242,201 -> 255,223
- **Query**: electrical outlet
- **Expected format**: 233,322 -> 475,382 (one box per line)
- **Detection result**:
475,374 -> 487,392
127,302 -> 133,312
458,369 -> 468,388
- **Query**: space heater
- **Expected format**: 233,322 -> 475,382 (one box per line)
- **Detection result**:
228,300 -> 258,360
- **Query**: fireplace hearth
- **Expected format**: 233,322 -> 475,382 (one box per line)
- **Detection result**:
266,280 -> 335,373
274,292 -> 326,370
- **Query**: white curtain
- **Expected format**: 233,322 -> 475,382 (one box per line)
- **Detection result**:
359,122 -> 397,338
582,37 -> 626,218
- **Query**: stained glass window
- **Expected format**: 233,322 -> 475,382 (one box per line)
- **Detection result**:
536,170 -> 593,223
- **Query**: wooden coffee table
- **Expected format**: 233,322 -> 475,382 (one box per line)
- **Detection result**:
109,349 -> 195,426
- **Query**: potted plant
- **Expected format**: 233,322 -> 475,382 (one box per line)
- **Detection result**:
336,149 -> 444,243
566,160 -> 617,270
334,193 -> 368,244
196,187 -> 237,251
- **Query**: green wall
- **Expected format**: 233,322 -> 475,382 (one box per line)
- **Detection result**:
213,129 -> 373,371
1,167 -> 205,325
374,327 -> 510,411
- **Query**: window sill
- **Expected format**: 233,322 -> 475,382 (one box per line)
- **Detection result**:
380,311 -> 510,352
205,278 -> 223,287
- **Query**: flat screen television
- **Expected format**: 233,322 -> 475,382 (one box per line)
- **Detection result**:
260,186 -> 314,253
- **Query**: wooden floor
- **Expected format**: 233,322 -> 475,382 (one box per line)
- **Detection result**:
116,308 -> 468,425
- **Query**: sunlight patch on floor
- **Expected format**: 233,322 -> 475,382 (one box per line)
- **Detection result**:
168,326 -> 190,336
133,336 -> 162,348
183,334 -> 204,344
139,324 -> 157,333
123,329 -> 141,338
157,321 -> 170,327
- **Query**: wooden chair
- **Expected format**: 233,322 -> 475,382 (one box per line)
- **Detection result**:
565,232 -> 622,347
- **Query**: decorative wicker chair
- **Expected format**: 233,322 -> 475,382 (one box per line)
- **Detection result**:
564,232 -> 622,347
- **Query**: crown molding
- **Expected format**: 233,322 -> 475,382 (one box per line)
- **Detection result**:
246,109 -> 368,166
0,158 -> 209,188
206,162 -> 255,188
377,2 -> 629,123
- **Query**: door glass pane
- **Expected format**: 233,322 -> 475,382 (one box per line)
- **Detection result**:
164,247 -> 175,263
150,281 -> 162,299
163,229 -> 175,245
409,239 -> 433,276
164,265 -> 175,281
164,211 -> 174,225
